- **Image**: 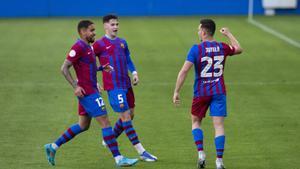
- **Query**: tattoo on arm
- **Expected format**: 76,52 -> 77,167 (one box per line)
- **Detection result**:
61,59 -> 77,89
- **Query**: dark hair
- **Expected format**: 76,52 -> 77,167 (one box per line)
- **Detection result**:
200,19 -> 216,36
77,20 -> 94,33
103,14 -> 118,23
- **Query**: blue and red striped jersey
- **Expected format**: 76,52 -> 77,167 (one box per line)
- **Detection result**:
186,41 -> 235,97
93,36 -> 136,90
66,39 -> 98,95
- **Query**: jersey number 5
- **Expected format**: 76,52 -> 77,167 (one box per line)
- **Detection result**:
201,55 -> 224,78
118,94 -> 124,104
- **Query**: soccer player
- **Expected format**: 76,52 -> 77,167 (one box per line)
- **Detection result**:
44,20 -> 138,167
93,14 -> 157,162
173,19 -> 243,169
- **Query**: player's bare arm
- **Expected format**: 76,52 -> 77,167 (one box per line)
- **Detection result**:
220,27 -> 243,54
61,59 -> 85,97
173,61 -> 193,106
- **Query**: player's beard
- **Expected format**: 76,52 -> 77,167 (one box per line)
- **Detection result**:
88,36 -> 95,43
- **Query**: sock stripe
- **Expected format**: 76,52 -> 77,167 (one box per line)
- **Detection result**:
107,142 -> 118,148
123,125 -> 133,130
197,147 -> 203,151
126,130 -> 136,136
195,140 -> 203,145
129,136 -> 138,141
62,134 -> 69,141
67,128 -> 75,137
217,149 -> 224,152
115,123 -> 122,130
103,135 -> 115,140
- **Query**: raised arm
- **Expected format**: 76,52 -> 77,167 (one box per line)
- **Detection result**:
220,27 -> 243,54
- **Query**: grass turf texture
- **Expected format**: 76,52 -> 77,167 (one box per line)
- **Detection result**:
0,16 -> 299,169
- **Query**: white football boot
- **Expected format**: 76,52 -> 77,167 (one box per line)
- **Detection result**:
216,158 -> 225,169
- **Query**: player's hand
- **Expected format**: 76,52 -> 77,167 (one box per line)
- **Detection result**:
173,92 -> 180,106
132,73 -> 139,86
103,63 -> 114,73
74,86 -> 86,97
220,27 -> 231,36
97,83 -> 104,94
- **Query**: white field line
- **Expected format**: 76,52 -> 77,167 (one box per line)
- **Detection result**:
248,19 -> 300,48
141,81 -> 300,86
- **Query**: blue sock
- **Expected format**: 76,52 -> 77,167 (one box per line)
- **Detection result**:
192,128 -> 204,151
113,119 -> 124,139
123,120 -> 140,145
215,135 -> 225,158
54,124 -> 83,147
102,127 -> 121,157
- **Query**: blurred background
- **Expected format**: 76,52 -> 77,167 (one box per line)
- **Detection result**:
0,0 -> 299,17
0,0 -> 299,169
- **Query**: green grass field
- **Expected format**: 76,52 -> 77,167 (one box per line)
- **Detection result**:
0,16 -> 299,169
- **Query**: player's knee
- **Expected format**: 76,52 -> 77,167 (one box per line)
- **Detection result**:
120,110 -> 131,121
213,122 -> 224,131
79,123 -> 90,131
96,115 -> 111,128
102,120 -> 111,128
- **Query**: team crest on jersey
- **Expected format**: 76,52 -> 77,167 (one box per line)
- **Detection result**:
120,43 -> 125,48
120,103 -> 124,108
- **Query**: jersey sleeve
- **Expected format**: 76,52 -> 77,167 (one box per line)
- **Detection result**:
186,45 -> 198,64
66,44 -> 82,63
93,41 -> 103,57
221,42 -> 235,56
124,41 -> 136,73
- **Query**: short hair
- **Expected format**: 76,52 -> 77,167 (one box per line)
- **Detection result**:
103,14 -> 118,23
77,20 -> 94,33
200,19 -> 216,36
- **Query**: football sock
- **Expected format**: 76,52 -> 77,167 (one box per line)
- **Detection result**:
54,123 -> 83,148
113,118 -> 124,138
192,128 -> 204,152
102,127 -> 121,157
123,120 -> 140,146
215,135 -> 225,158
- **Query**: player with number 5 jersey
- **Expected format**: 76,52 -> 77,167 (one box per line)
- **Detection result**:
93,14 -> 157,162
173,19 -> 243,169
